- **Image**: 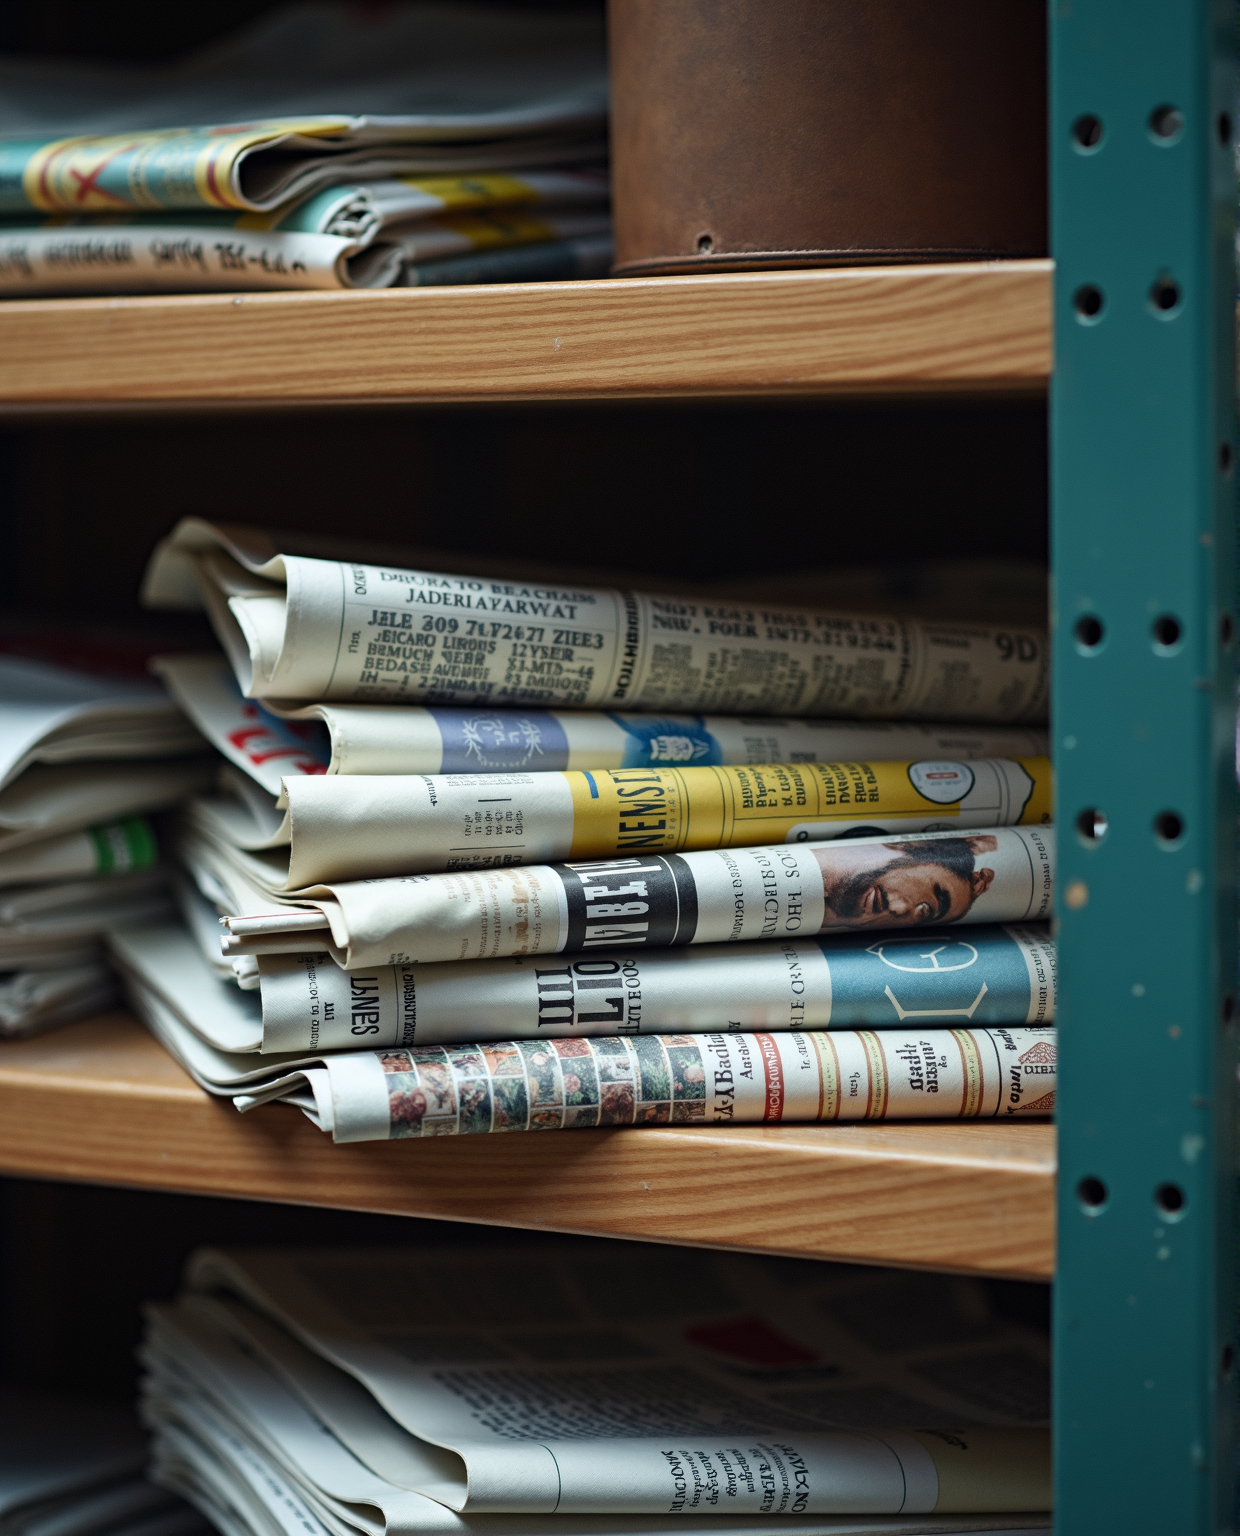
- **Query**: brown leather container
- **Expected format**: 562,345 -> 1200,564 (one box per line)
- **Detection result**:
609,0 -> 1047,276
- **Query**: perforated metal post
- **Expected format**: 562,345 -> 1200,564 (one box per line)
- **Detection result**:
1051,1 -> 1237,1529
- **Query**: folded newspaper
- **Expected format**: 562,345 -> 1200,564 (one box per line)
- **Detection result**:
0,817 -> 166,1035
115,919 -> 1057,1139
0,869 -> 173,966
0,958 -> 116,1039
0,645 -> 209,849
142,521 -> 1049,722
0,653 -> 203,793
153,652 -> 1049,787
261,923 -> 1055,1051
186,753 -> 1050,891
243,170 -> 609,243
0,814 -> 158,887
0,758 -> 212,856
194,826 -> 1055,970
145,1375 -> 1039,1536
0,210 -> 611,299
149,1244 -> 1050,1515
0,4 -> 607,213
143,1256 -> 1051,1533
116,907 -> 1056,1052
0,653 -> 206,1034
0,1387 -> 207,1536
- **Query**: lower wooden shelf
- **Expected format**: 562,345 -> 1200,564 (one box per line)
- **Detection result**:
0,1011 -> 1055,1280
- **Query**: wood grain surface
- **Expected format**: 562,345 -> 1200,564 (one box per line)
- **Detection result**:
0,261 -> 1051,408
0,1013 -> 1055,1278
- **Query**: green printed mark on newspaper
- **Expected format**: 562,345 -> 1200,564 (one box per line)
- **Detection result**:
89,816 -> 158,874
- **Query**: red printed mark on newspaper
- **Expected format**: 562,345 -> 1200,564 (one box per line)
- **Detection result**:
755,1032 -> 784,1121
228,704 -> 325,774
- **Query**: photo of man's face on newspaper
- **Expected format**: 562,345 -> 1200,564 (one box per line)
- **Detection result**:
814,835 -> 998,930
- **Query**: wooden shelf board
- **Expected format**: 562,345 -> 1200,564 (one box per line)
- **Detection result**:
0,1012 -> 1055,1280
0,261 -> 1051,409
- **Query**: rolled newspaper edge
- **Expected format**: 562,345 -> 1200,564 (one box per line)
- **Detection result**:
214,826 -> 1057,969
141,517 -> 1049,722
230,1025 -> 1057,1143
111,906 -> 1055,1053
255,924 -> 1056,1055
152,649 -> 1048,787
186,753 -> 1053,888
262,754 -> 1052,887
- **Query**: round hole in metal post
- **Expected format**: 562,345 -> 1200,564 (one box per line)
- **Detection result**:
1073,284 -> 1104,322
1072,113 -> 1103,149
1151,614 -> 1182,651
1150,276 -> 1182,315
1154,810 -> 1184,846
1075,808 -> 1108,844
1155,1182 -> 1187,1221
1077,1176 -> 1108,1213
1074,614 -> 1104,651
1149,104 -> 1184,141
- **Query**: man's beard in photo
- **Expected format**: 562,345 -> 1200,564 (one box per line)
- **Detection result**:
826,855 -> 931,919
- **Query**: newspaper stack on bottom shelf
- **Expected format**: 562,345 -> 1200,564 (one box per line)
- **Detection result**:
0,654 -> 209,1039
143,1242 -> 1051,1532
0,1388 -> 207,1536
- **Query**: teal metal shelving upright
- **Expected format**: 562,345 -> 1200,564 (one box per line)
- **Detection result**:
1052,1 -> 1238,1529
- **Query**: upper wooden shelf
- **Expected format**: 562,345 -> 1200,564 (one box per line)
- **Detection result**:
0,261 -> 1051,410
0,1011 -> 1055,1280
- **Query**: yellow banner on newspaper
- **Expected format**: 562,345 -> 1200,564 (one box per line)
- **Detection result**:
395,173 -> 551,209
566,757 -> 1050,859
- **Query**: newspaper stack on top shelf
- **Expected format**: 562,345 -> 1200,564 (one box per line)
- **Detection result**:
142,1239 -> 1054,1527
0,2 -> 612,297
0,652 -> 211,1039
108,516 -> 1060,1143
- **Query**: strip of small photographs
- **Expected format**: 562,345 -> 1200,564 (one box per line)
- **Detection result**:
380,1033 -> 711,1138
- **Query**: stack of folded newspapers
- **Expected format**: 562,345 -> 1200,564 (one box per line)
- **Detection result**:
141,1240 -> 1052,1531
0,3 -> 611,297
1,1387 -> 207,1536
109,516 -> 1059,1143
0,653 -> 210,1039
